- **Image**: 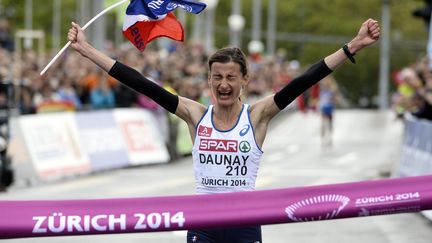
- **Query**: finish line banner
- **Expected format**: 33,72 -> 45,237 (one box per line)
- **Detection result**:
1,175 -> 431,239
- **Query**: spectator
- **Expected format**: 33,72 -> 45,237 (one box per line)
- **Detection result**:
33,82 -> 59,108
89,74 -> 115,109
114,83 -> 138,108
388,54 -> 432,122
19,86 -> 35,115
56,74 -> 83,110
0,19 -> 13,52
414,63 -> 432,120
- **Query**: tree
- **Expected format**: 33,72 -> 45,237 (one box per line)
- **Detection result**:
0,0 -> 428,107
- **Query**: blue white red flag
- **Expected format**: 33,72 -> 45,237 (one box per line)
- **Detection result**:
123,0 -> 207,51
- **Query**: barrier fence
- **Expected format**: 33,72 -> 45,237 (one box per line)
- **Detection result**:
397,115 -> 432,177
395,114 -> 432,220
8,108 -> 170,182
0,174 -> 431,239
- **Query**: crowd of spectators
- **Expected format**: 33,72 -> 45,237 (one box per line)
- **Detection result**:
0,19 -> 304,158
3,18 -> 431,162
3,15 -> 431,123
0,31 -> 302,116
391,57 -> 432,121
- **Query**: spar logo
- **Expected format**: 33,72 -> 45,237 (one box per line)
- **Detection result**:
285,194 -> 350,222
198,125 -> 212,137
199,139 -> 238,152
239,141 -> 251,153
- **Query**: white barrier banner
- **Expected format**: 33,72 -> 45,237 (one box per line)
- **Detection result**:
75,111 -> 130,171
113,108 -> 170,165
19,113 -> 91,179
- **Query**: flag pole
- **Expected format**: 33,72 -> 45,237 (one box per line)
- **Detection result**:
40,0 -> 129,75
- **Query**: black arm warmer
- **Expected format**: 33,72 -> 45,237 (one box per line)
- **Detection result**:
108,61 -> 179,113
273,59 -> 332,110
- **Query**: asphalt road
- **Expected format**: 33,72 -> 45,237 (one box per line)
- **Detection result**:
1,110 -> 431,243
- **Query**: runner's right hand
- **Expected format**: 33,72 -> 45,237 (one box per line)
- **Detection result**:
68,22 -> 88,55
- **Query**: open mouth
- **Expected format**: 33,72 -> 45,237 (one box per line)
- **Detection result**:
218,90 -> 232,99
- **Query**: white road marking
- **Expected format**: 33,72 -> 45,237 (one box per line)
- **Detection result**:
333,152 -> 358,165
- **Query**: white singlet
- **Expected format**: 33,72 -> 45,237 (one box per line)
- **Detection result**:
192,104 -> 264,194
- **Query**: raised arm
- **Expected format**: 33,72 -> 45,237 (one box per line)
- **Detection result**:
254,18 -> 380,121
250,19 -> 380,147
67,22 -> 206,130
324,18 -> 380,70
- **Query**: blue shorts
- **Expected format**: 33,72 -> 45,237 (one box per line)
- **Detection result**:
321,105 -> 334,117
187,226 -> 262,243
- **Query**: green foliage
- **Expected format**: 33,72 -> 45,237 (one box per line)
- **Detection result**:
1,0 -> 77,48
0,0 -> 429,106
210,0 -> 428,106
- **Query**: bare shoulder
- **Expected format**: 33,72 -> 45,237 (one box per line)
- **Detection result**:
249,94 -> 281,124
176,96 -> 208,126
248,95 -> 281,147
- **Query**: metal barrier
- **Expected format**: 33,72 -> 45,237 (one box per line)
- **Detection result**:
397,114 -> 432,177
395,114 -> 432,220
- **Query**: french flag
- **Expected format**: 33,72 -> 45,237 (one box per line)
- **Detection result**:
123,0 -> 207,51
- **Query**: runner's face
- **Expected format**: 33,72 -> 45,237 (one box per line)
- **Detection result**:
209,61 -> 247,107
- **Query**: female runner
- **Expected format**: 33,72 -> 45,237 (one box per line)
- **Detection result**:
68,18 -> 380,243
